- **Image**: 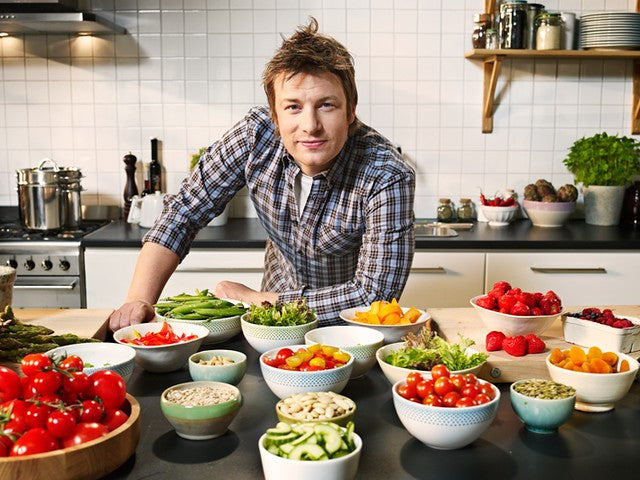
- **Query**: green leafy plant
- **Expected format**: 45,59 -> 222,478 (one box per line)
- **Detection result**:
190,147 -> 207,172
563,132 -> 640,186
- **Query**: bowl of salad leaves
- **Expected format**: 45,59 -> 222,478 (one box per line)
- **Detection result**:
375,328 -> 488,385
241,299 -> 318,354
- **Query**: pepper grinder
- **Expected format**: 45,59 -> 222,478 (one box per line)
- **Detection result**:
123,152 -> 139,220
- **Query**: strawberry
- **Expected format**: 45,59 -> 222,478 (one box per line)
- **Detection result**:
502,335 -> 527,357
498,294 -> 517,312
488,281 -> 511,299
525,334 -> 546,354
475,295 -> 497,311
509,301 -> 531,316
486,331 -> 505,351
516,291 -> 535,308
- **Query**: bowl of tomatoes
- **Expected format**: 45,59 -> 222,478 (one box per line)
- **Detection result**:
259,344 -> 354,399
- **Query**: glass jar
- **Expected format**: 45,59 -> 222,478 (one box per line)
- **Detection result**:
486,29 -> 499,49
457,198 -> 473,221
437,198 -> 455,223
472,13 -> 492,49
535,12 -> 564,50
525,3 -> 545,49
499,1 -> 528,49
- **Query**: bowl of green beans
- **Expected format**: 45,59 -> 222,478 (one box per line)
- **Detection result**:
154,289 -> 249,345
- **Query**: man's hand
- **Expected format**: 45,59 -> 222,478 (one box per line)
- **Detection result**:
215,281 -> 278,306
108,300 -> 156,332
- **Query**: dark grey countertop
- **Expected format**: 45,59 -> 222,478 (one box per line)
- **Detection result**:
82,218 -> 640,250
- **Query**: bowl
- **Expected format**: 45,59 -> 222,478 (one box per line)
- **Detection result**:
0,394 -> 140,480
46,342 -> 137,383
562,313 -> 640,354
480,204 -> 519,227
375,342 -> 486,385
160,380 -> 242,440
258,430 -> 362,480
546,348 -> 639,412
523,200 -> 576,227
305,326 -> 384,378
259,345 -> 354,399
510,379 -> 576,433
339,307 -> 430,344
113,321 -> 209,373
241,313 -> 319,354
470,295 -> 561,336
392,378 -> 500,450
275,391 -> 356,427
188,349 -> 247,385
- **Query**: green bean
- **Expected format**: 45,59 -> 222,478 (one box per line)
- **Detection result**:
194,307 -> 246,318
171,312 -> 209,320
166,300 -> 223,315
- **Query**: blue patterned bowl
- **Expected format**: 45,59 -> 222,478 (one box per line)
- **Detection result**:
392,378 -> 500,449
259,344 -> 354,399
46,342 -> 136,383
241,313 -> 318,354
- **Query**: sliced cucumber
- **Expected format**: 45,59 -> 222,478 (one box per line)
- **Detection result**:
263,421 -> 357,461
279,443 -> 296,455
288,443 -> 329,461
265,431 -> 299,445
314,424 -> 342,454
266,422 -> 292,435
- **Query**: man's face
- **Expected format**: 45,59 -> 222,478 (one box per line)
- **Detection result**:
273,71 -> 354,177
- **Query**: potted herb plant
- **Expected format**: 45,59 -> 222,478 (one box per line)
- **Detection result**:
563,132 -> 640,226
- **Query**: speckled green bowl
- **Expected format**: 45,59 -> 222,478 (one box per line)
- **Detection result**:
160,380 -> 242,440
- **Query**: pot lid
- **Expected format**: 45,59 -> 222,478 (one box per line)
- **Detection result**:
16,158 -> 82,185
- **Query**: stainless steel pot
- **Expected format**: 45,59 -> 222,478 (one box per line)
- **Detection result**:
16,158 -> 83,232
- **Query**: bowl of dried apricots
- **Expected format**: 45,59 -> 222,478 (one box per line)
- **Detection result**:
546,345 -> 639,412
339,300 -> 429,344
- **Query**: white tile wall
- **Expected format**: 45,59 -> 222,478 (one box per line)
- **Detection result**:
1,0 -> 638,218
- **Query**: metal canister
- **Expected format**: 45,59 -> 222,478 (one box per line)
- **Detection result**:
499,1 -> 528,49
525,3 -> 545,49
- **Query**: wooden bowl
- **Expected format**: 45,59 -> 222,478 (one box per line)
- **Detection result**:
0,394 -> 140,480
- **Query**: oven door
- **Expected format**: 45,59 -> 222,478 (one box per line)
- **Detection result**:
13,276 -> 83,308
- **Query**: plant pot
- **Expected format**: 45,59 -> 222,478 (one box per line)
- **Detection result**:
582,185 -> 625,226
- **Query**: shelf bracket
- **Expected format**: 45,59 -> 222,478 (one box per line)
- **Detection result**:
633,59 -> 640,135
482,55 -> 502,133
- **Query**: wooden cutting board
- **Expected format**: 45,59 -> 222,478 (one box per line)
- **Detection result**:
428,305 -> 640,383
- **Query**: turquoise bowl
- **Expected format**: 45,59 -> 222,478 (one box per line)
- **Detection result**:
510,379 -> 576,434
188,349 -> 247,385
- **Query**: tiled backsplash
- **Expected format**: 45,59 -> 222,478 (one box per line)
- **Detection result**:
0,0 -> 637,219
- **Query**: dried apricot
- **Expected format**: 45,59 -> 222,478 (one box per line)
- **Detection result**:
587,346 -> 603,360
619,359 -> 630,372
569,346 -> 586,366
549,348 -> 565,365
601,352 -> 618,367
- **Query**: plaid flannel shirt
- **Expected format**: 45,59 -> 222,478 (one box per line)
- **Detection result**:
144,106 -> 415,326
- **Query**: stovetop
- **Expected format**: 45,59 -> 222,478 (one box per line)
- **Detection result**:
0,220 -> 107,242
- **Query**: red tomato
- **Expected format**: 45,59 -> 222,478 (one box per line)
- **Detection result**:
262,356 -> 280,368
433,377 -> 455,397
460,384 -> 480,399
478,382 -> 495,399
10,428 -> 58,456
442,391 -> 462,408
405,372 -> 423,389
79,400 -> 105,423
61,422 -> 109,448
25,403 -> 52,429
46,410 -> 77,439
0,367 -> 21,402
462,373 -> 478,386
415,379 -> 435,399
397,384 -> 418,401
422,394 -> 443,407
62,371 -> 90,395
450,374 -> 465,391
88,371 -> 126,410
431,364 -> 450,380
275,348 -> 294,365
455,396 -> 477,408
0,441 -> 8,457
102,409 -> 129,432
473,393 -> 492,405
20,376 -> 37,400
20,354 -> 53,377
31,371 -> 62,396
58,355 -> 84,372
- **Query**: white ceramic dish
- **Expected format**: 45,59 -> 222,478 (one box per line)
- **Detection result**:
562,314 -> 640,354
339,306 -> 430,344
523,200 -> 576,227
241,313 -> 319,354
480,204 -> 519,227
46,342 -> 136,383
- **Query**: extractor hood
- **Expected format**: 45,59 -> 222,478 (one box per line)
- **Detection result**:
0,0 -> 126,34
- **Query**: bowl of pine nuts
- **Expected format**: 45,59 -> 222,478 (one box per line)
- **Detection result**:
188,349 -> 247,385
275,391 -> 356,427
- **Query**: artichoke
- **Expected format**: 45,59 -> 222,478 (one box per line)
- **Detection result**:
542,193 -> 558,202
535,179 -> 556,198
556,184 -> 578,202
523,184 -> 540,201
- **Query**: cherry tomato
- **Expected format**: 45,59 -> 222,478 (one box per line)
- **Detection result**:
1,399 -> 28,432
433,376 -> 455,397
0,367 -> 21,402
262,356 -> 280,368
46,410 -> 77,439
442,391 -> 462,408
20,354 -> 53,377
397,384 -> 418,401
463,373 -> 478,385
62,371 -> 90,395
405,371 -> 423,389
422,393 -> 443,407
58,355 -> 84,372
10,428 -> 58,456
450,374 -> 466,391
455,396 -> 477,408
31,371 -> 62,396
61,422 -> 109,448
88,371 -> 126,410
478,382 -> 495,399
415,379 -> 435,399
20,376 -> 37,400
103,409 -> 129,432
473,393 -> 492,405
431,364 -> 451,380
275,348 -> 294,366
25,403 -> 52,429
0,441 -> 8,457
460,384 -> 480,399
80,400 -> 105,423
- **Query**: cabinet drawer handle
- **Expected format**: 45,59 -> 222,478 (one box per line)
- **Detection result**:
410,267 -> 446,273
530,267 -> 607,274
175,267 -> 263,273
14,279 -> 78,290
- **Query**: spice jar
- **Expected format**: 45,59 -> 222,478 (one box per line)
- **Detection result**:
457,198 -> 473,221
486,29 -> 499,49
472,13 -> 492,49
535,12 -> 564,50
437,198 -> 455,223
499,1 -> 528,49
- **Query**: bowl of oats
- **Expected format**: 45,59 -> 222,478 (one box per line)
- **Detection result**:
188,349 -> 247,385
160,380 -> 242,440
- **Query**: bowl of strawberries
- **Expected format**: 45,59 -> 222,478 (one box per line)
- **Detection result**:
470,281 -> 564,337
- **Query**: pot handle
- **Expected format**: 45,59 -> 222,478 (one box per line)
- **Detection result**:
38,158 -> 60,171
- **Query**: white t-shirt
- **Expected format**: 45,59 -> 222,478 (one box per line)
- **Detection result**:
295,172 -> 314,217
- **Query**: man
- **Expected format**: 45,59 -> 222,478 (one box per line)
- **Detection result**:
108,18 -> 415,331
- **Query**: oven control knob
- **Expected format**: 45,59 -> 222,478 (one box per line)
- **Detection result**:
24,259 -> 35,271
6,259 -> 17,269
42,259 -> 53,271
59,260 -> 71,271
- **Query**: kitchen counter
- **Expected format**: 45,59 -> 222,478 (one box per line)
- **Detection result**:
82,218 -> 640,250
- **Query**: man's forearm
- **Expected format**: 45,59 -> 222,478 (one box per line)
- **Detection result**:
125,242 -> 180,304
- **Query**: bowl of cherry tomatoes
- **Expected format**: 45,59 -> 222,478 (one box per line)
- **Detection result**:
259,344 -> 354,399
392,365 -> 500,450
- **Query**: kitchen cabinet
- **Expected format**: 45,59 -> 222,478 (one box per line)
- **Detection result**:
400,252 -> 485,308
485,251 -> 640,306
84,248 -> 264,308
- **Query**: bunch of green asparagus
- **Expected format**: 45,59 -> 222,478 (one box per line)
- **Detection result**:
154,289 -> 247,321
0,306 -> 100,363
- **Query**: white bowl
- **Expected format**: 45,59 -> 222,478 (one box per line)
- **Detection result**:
392,378 -> 500,449
258,431 -> 362,480
523,200 -> 576,227
480,204 -> 519,227
46,342 -> 136,383
259,344 -> 354,399
305,326 -> 384,378
375,342 -> 486,385
562,313 -> 640,354
546,348 -> 639,412
113,321 -> 209,373
188,349 -> 247,385
241,313 -> 319,354
470,295 -> 561,336
339,306 -> 430,344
